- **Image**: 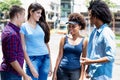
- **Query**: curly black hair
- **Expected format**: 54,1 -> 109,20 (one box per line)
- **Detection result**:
88,0 -> 112,24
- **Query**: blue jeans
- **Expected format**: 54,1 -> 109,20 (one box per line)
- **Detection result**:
26,54 -> 50,80
57,67 -> 80,80
0,71 -> 22,80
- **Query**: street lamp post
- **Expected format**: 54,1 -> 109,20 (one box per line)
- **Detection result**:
71,0 -> 74,13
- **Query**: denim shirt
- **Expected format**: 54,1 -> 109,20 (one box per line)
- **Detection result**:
87,24 -> 116,80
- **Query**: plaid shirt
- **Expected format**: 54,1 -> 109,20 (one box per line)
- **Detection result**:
1,22 -> 24,76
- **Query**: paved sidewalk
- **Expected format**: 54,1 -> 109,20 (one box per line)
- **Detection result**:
112,46 -> 120,80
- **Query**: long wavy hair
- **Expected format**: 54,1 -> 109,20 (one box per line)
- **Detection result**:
27,3 -> 50,43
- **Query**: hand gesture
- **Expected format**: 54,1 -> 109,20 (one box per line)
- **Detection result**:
81,57 -> 93,65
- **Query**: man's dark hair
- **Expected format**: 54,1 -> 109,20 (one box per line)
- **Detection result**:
88,0 -> 112,24
9,5 -> 25,19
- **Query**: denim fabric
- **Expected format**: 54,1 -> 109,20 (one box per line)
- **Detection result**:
87,24 -> 116,79
26,54 -> 50,80
91,75 -> 112,80
57,67 -> 80,80
0,71 -> 22,80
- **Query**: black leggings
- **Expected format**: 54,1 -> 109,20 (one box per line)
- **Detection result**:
57,67 -> 81,80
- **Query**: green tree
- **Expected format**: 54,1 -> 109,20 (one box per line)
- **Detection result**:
102,0 -> 116,8
85,0 -> 116,8
0,0 -> 22,12
0,0 -> 22,19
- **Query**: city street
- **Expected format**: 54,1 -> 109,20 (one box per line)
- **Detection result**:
0,33 -> 120,80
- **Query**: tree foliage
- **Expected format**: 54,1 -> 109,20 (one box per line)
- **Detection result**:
85,0 -> 116,8
0,0 -> 22,12
102,0 -> 116,8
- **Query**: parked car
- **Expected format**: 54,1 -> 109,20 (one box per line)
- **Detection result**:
57,24 -> 68,34
56,17 -> 68,34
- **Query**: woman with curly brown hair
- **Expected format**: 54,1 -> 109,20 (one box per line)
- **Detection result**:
52,13 -> 88,80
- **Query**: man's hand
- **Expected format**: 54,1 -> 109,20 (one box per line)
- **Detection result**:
80,57 -> 93,65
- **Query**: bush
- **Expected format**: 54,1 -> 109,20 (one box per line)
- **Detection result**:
116,33 -> 120,40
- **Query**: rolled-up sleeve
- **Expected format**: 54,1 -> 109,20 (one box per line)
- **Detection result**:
104,31 -> 116,62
